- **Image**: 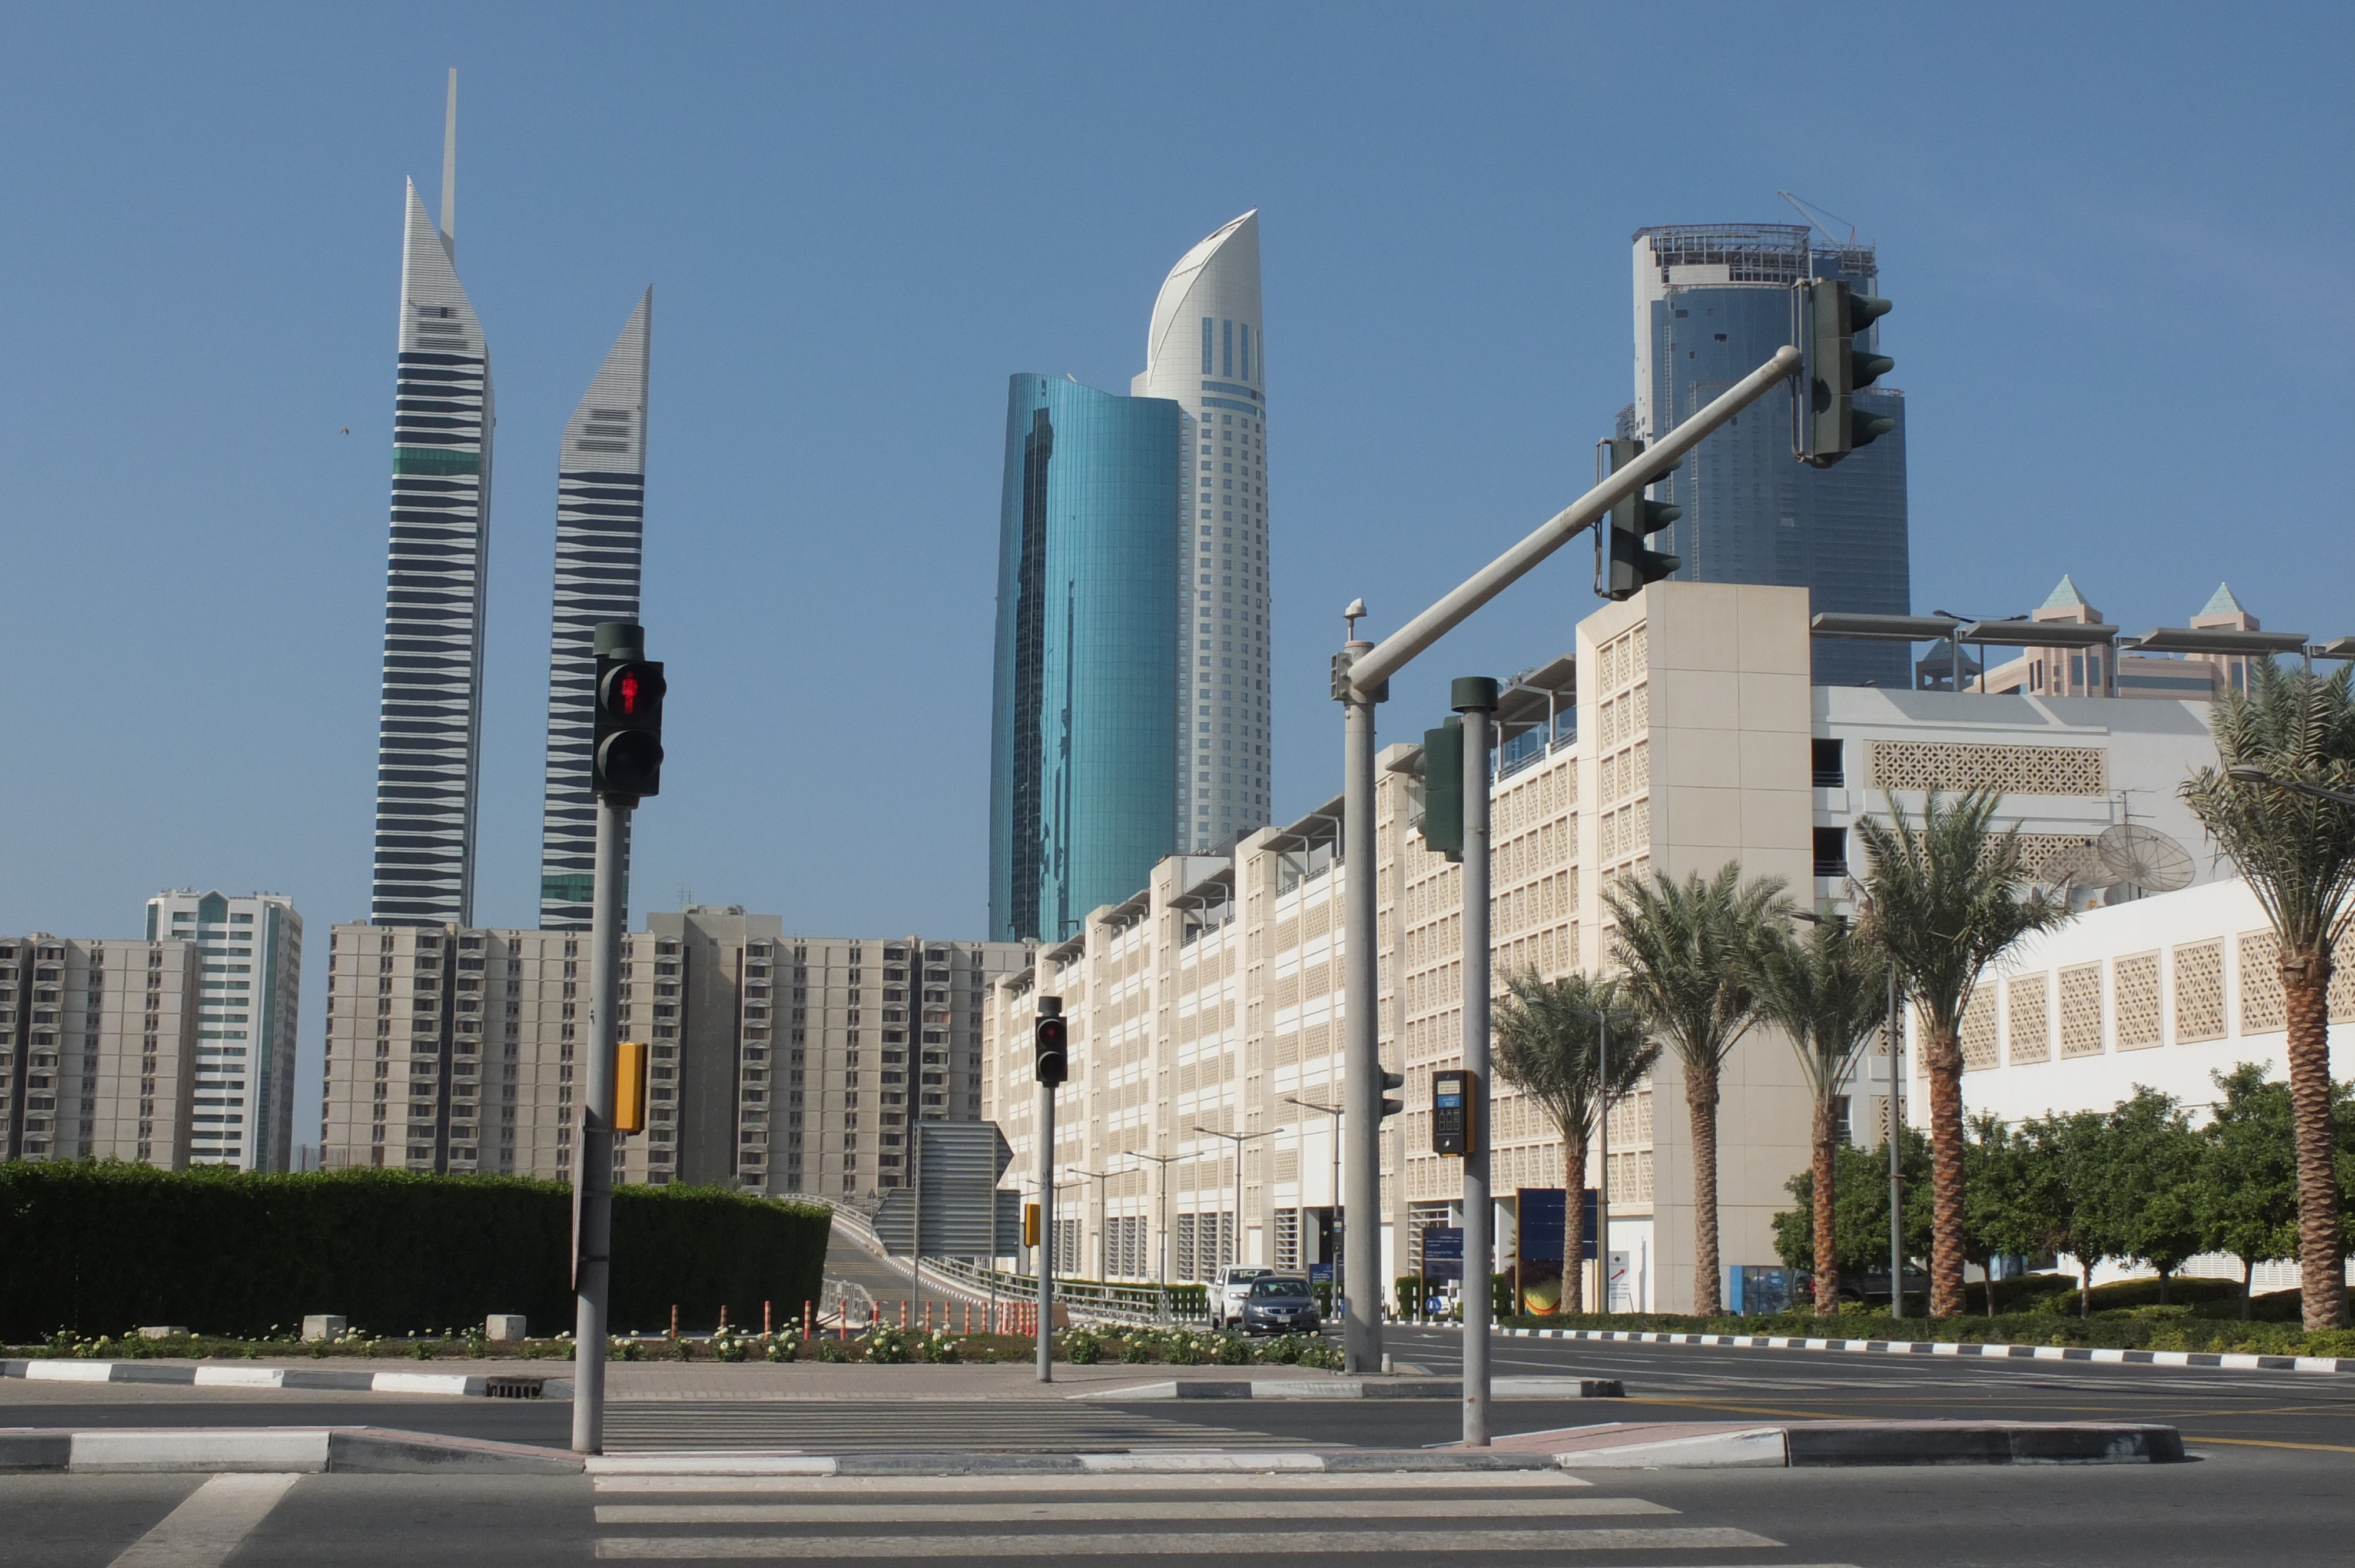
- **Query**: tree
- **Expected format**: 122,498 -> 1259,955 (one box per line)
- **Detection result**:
1606,863 -> 1789,1316
1772,1126 -> 1933,1291
2086,1089 -> 2205,1304
1963,1114 -> 2034,1317
2181,659 -> 2355,1330
1752,918 -> 1890,1314
1853,788 -> 2069,1318
2014,1109 -> 2118,1318
1491,970 -> 1659,1314
2195,1064 -> 2299,1320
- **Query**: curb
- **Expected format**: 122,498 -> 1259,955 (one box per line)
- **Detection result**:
1501,1328 -> 2355,1376
0,1427 -> 582,1475
1076,1376 -> 1623,1401
0,1359 -> 551,1400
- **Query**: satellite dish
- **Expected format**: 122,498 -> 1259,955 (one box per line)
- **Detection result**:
2092,824 -> 2195,894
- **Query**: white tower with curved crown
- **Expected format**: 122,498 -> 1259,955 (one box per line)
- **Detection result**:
1134,211 -> 1272,852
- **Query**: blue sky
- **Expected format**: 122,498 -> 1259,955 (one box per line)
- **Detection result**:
2,4 -> 2349,1125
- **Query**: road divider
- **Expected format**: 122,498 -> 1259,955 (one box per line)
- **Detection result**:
0,1358 -> 552,1398
1501,1327 -> 2354,1376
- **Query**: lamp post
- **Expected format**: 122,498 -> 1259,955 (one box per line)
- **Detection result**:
1281,1095 -> 1345,1281
1066,1167 -> 1115,1283
1193,1125 -> 1272,1279
1125,1150 -> 1181,1317
2226,766 -> 2355,809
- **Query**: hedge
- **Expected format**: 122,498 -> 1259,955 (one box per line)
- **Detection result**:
0,1161 -> 830,1341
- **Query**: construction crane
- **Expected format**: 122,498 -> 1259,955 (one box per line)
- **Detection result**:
1777,190 -> 1865,249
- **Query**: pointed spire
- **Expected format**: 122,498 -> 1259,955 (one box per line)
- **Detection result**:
439,68 -> 458,259
2200,582 -> 2247,617
560,290 -> 652,474
2040,574 -> 2089,610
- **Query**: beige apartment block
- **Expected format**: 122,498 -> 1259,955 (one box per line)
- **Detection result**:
1,935 -> 205,1168
319,911 -> 1026,1207
981,579 -> 2238,1314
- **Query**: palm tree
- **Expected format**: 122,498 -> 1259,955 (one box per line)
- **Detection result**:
2181,659 -> 2355,1330
1853,788 -> 2068,1319
1752,917 -> 1889,1315
1604,863 -> 1788,1317
1492,970 -> 1659,1314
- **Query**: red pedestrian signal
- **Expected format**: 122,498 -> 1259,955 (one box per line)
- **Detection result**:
594,657 -> 666,797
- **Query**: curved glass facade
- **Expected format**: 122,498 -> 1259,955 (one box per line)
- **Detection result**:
989,376 -> 1182,942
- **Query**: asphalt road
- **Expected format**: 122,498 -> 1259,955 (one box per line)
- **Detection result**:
1382,1325 -> 2355,1454
7,1449 -> 2347,1567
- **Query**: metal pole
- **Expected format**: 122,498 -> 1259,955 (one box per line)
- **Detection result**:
909,1120 -> 922,1302
1596,1009 -> 1611,1314
1037,1075 -> 1055,1381
1457,680 -> 1497,1447
1345,347 -> 1800,698
1338,648 -> 1383,1374
571,790 -> 627,1454
1887,964 -> 1904,1319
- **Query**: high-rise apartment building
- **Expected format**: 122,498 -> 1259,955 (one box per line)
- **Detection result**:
989,212 -> 1273,941
1630,222 -> 1908,688
145,891 -> 302,1170
372,74 -> 495,925
1134,211 -> 1273,854
319,910 -> 1026,1202
539,293 -> 653,929
0,893 -> 302,1172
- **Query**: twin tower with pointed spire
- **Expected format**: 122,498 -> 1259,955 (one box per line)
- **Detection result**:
368,71 -> 650,932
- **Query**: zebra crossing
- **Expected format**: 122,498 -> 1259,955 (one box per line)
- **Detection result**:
585,1471 -> 1856,1562
602,1400 -> 1315,1453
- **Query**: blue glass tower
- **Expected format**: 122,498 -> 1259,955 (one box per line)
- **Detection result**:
988,376 -> 1183,942
1631,224 -> 1909,687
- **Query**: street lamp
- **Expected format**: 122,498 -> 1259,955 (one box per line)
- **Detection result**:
1281,1095 -> 1344,1280
1065,1167 -> 1115,1283
2226,766 -> 2355,809
1192,1125 -> 1273,1275
1125,1150 -> 1181,1314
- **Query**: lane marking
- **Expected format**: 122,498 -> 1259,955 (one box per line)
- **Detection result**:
593,1471 -> 1594,1494
596,1497 -> 1674,1524
2182,1436 -> 2355,1454
593,1525 -> 1780,1558
107,1473 -> 301,1568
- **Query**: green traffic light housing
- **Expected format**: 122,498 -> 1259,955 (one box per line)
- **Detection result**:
1419,716 -> 1465,863
1379,1068 -> 1407,1120
1596,437 -> 1681,601
1796,280 -> 1894,467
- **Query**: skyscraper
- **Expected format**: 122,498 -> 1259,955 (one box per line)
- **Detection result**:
371,72 -> 495,925
144,891 -> 302,1170
1133,211 -> 1273,851
987,376 -> 1182,942
987,212 -> 1273,942
539,293 -> 652,929
1630,222 -> 1908,687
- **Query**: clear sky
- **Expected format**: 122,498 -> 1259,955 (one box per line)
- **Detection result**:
3,3 -> 2349,1132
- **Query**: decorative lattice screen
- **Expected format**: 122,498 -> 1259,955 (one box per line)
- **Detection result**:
2059,964 -> 2105,1057
2172,941 -> 2225,1042
2114,953 -> 2162,1049
2008,974 -> 2050,1064
1868,740 -> 2108,796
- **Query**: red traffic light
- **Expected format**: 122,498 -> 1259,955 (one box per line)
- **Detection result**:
599,661 -> 666,721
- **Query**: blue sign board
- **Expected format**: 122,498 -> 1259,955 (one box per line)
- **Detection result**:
1308,1263 -> 1334,1283
1419,1225 -> 1463,1281
1514,1187 -> 1599,1262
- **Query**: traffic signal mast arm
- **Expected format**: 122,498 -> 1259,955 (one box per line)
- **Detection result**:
1345,344 -> 1799,698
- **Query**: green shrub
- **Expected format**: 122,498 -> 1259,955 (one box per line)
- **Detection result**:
1119,1337 -> 1153,1363
865,1324 -> 912,1364
1060,1330 -> 1102,1365
814,1336 -> 853,1363
0,1161 -> 828,1343
1213,1333 -> 1252,1366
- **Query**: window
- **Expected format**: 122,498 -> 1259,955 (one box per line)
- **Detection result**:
1813,826 -> 1849,879
1812,739 -> 1845,788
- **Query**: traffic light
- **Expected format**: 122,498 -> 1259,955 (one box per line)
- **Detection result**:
1597,437 -> 1682,601
1796,279 -> 1895,467
592,623 -> 666,798
1419,717 -> 1464,863
1023,1202 -> 1041,1248
1379,1068 -> 1406,1120
1033,1010 -> 1069,1087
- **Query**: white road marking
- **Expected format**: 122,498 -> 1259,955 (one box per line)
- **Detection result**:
594,1470 -> 1594,1493
106,1472 -> 301,1568
595,1525 -> 1780,1558
596,1496 -> 1673,1523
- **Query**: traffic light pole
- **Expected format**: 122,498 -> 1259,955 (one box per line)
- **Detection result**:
572,788 -> 629,1454
1455,680 -> 1498,1447
1036,1073 -> 1055,1383
1333,345 -> 1799,1382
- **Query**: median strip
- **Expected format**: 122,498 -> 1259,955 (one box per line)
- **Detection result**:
1500,1328 -> 2355,1376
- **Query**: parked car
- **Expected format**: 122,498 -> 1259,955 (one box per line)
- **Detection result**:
1238,1273 -> 1321,1336
1207,1265 -> 1273,1329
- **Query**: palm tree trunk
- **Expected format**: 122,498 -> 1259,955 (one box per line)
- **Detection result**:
1687,1071 -> 1723,1317
1925,1024 -> 1968,1318
2240,1257 -> 2253,1323
1562,1127 -> 1589,1316
2283,958 -> 2352,1331
1811,1098 -> 1839,1316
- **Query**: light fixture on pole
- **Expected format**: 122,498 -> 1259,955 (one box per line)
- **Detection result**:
1192,1125 -> 1272,1277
